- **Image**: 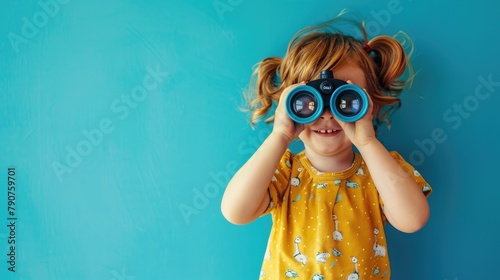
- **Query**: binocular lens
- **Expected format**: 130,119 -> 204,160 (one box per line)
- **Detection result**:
335,90 -> 362,116
291,92 -> 318,117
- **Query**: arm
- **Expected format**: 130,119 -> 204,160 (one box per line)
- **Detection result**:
357,140 -> 430,233
221,132 -> 289,225
221,83 -> 305,225
338,87 -> 430,233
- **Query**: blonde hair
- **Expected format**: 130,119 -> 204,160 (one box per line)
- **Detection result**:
245,12 -> 414,130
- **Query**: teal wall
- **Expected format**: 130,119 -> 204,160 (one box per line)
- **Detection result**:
1,0 -> 499,279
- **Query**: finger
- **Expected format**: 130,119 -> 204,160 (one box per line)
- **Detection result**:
363,87 -> 373,104
295,123 -> 305,137
295,123 -> 302,133
361,88 -> 376,118
332,115 -> 348,128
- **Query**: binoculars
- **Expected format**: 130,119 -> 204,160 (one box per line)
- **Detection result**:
285,70 -> 369,123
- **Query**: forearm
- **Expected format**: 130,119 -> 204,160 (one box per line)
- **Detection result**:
357,140 -> 430,233
221,132 -> 290,224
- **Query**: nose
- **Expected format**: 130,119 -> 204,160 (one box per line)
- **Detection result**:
320,108 -> 334,120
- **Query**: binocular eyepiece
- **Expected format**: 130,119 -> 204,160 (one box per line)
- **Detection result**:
285,70 -> 369,123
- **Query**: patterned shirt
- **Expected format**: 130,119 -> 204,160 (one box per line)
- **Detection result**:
259,149 -> 432,279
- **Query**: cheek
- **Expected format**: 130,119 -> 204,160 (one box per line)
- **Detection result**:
298,131 -> 306,141
300,124 -> 314,135
297,128 -> 311,141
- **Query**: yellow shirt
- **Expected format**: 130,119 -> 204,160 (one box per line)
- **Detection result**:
259,150 -> 431,279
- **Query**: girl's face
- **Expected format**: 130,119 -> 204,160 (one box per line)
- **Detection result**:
298,62 -> 368,157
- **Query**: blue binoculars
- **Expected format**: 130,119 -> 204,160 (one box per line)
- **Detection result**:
285,70 -> 369,123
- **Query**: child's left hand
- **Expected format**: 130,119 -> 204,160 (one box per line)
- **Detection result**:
335,81 -> 377,148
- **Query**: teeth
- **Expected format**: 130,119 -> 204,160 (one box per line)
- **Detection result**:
316,129 -> 337,134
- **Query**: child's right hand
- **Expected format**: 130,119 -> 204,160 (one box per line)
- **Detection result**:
272,82 -> 307,143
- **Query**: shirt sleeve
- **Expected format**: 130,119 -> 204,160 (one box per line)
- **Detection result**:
261,149 -> 293,215
378,151 -> 432,222
390,151 -> 432,197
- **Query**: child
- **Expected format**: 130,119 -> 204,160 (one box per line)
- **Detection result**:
221,12 -> 432,279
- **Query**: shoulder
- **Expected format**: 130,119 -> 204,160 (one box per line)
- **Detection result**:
387,150 -> 415,168
386,151 -> 433,196
389,150 -> 404,160
279,149 -> 305,168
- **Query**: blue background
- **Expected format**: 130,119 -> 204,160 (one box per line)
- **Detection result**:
1,0 -> 499,279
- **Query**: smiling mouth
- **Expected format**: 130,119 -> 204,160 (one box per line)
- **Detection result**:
313,129 -> 340,134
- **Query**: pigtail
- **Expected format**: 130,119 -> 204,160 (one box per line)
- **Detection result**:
364,31 -> 414,128
245,57 -> 283,126
368,33 -> 412,95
